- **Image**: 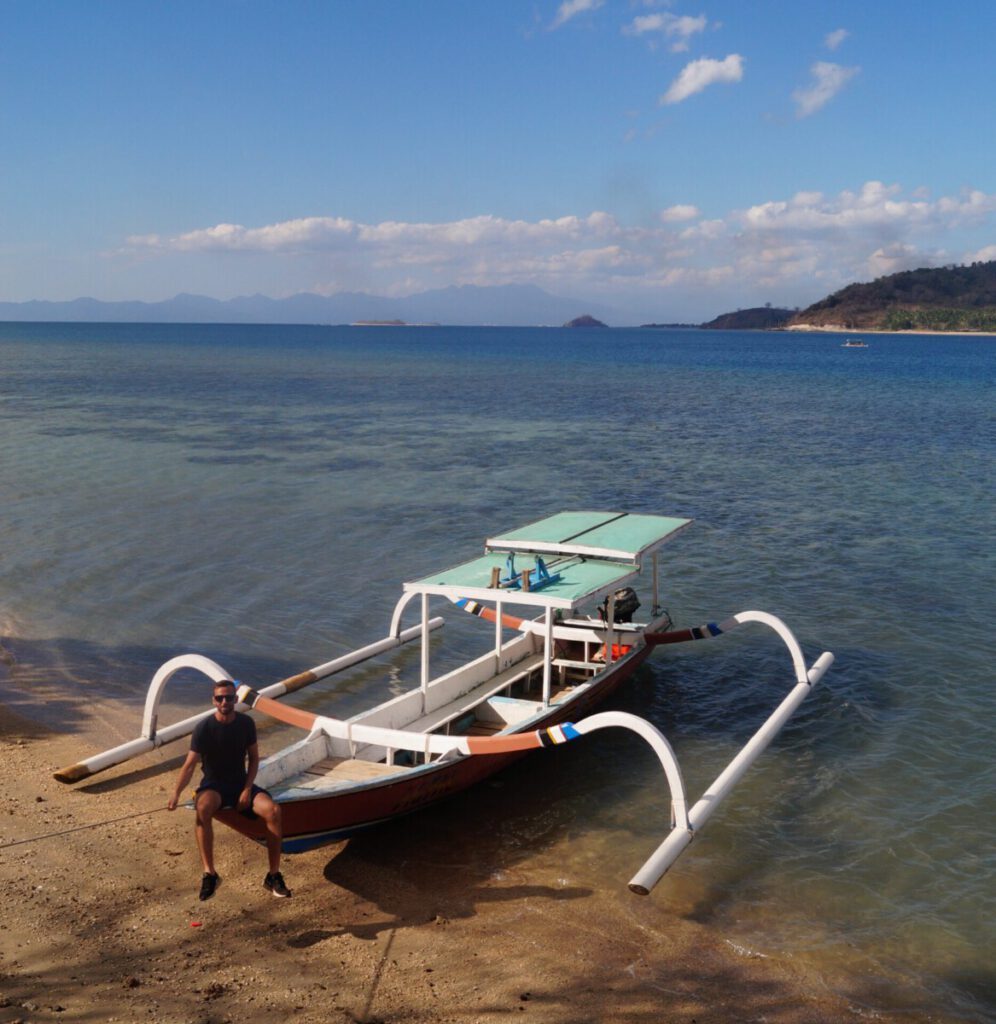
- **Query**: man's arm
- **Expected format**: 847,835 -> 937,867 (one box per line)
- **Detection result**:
238,742 -> 260,811
168,750 -> 201,810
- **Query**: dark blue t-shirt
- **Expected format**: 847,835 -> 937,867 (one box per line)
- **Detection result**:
190,712 -> 257,789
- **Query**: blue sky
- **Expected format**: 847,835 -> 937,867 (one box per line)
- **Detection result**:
2,0 -> 994,321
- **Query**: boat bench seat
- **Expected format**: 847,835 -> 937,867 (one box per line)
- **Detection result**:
351,653 -> 550,764
405,652 -> 546,738
552,657 -> 602,671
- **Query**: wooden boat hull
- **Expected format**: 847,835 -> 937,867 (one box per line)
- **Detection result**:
218,645 -> 654,852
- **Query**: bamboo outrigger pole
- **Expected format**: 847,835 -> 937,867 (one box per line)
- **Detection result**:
53,617 -> 445,784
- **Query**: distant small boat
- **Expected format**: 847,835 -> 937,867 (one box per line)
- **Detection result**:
842,339 -> 869,348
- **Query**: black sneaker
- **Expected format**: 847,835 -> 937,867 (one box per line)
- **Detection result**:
263,871 -> 291,898
199,872 -> 220,901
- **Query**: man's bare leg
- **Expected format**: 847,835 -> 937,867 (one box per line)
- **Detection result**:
194,789 -> 222,875
252,791 -> 283,874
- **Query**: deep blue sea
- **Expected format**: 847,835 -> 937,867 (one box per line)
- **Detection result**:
1,322 -> 993,1020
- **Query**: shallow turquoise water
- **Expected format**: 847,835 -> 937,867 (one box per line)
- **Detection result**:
1,322 -> 993,1019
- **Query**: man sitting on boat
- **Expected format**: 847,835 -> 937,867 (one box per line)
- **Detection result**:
167,678 -> 291,901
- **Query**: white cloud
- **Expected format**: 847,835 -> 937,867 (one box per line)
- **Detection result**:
624,12 -> 707,51
738,182 -> 996,236
967,244 -> 996,263
624,13 -> 666,35
792,61 -> 859,117
550,0 -> 603,30
825,28 -> 848,51
661,204 -> 700,223
679,218 -> 725,240
127,217 -> 358,252
124,183 -> 996,318
661,54 -> 743,105
867,243 -> 927,277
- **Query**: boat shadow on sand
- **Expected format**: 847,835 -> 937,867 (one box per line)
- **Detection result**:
303,773 -> 596,945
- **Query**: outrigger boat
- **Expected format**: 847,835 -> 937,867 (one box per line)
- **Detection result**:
55,511 -> 833,894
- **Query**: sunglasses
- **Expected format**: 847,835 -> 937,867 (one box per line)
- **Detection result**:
213,694 -> 237,703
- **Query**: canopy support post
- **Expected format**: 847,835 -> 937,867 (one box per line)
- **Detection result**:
541,607 -> 553,704
420,592 -> 431,709
495,598 -> 503,667
605,591 -> 616,665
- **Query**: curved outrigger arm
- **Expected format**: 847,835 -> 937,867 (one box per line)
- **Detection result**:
53,617 -> 445,784
631,610 -> 834,894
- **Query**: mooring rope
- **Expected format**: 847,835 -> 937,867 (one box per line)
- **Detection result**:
0,805 -> 169,851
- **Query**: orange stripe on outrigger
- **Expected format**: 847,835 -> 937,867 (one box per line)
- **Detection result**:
464,723 -> 581,755
453,597 -> 528,631
237,686 -> 319,731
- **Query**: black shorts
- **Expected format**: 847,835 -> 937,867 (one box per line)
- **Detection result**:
196,782 -> 270,820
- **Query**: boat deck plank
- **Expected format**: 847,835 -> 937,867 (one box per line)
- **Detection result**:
298,756 -> 412,784
465,722 -> 504,736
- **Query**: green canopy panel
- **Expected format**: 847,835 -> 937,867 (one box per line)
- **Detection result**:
406,551 -> 640,610
486,511 -> 692,564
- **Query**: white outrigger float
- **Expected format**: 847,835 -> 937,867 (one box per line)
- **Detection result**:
56,511 -> 833,894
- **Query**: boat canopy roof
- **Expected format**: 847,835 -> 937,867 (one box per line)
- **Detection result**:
486,511 -> 691,565
405,511 -> 692,611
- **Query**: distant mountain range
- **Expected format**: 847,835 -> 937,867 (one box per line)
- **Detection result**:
8,261 -> 992,331
0,284 -> 618,327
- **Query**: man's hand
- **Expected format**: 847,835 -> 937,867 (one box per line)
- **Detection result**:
169,751 -> 199,812
237,787 -> 252,811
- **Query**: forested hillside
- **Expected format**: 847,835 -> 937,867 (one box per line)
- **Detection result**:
790,261 -> 996,330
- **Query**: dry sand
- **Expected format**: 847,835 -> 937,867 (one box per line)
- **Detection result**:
0,697 -> 945,1024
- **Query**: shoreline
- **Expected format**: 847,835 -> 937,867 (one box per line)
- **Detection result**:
783,323 -> 996,336
0,690 -> 954,1024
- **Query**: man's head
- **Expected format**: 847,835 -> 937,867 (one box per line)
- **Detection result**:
212,680 -> 237,714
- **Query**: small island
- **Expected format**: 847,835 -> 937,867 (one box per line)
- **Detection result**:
700,307 -> 794,330
563,314 -> 608,328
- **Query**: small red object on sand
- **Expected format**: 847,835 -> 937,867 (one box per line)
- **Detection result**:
191,921 -> 202,928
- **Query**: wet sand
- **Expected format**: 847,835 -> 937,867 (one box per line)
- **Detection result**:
0,697 -> 946,1024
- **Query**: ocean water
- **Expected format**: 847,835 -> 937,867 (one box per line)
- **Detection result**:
1,322 -> 993,1020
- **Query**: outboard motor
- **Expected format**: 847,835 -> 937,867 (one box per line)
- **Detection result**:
600,587 -> 640,623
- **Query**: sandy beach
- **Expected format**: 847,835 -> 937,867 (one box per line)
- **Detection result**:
0,689 -> 949,1024
784,323 -> 996,336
